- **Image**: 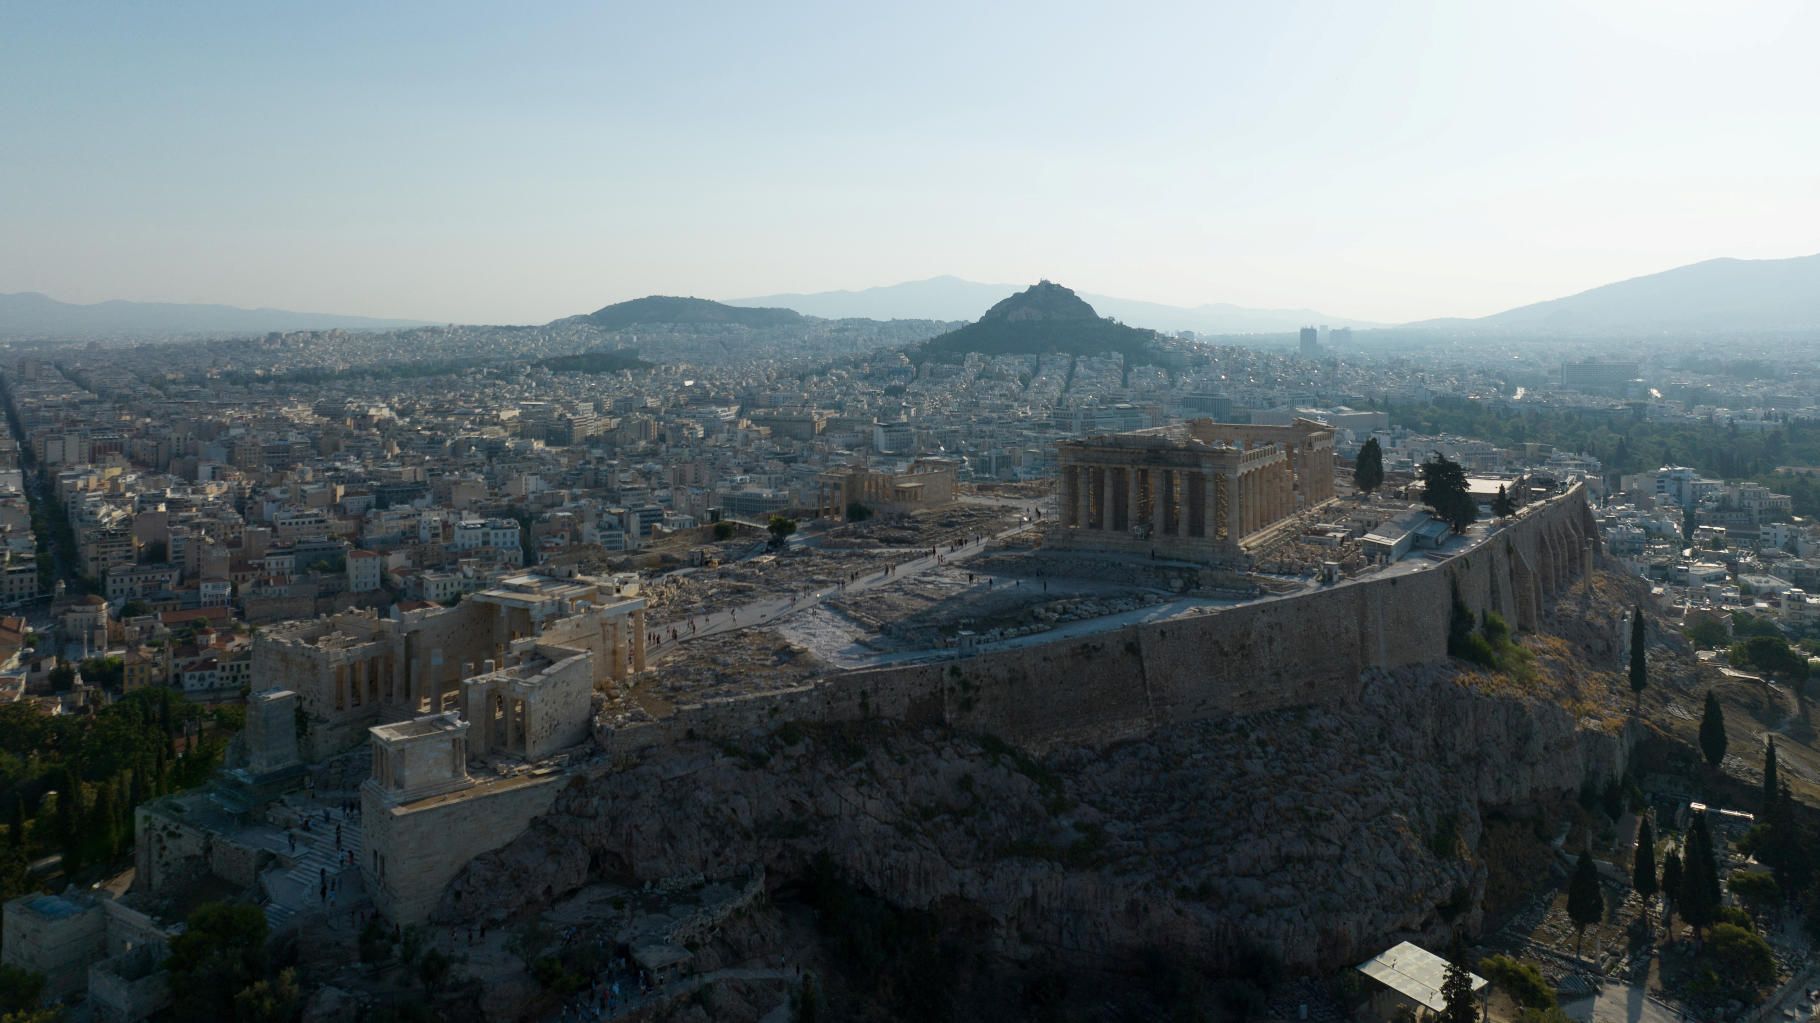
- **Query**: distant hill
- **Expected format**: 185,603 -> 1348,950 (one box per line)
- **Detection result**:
918,281 -> 1161,361
577,295 -> 802,331
1414,253 -> 1820,334
0,291 -> 431,339
729,275 -> 1373,333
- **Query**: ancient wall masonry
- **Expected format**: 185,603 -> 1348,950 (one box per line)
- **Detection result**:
362,770 -> 566,924
598,484 -> 1601,756
254,574 -> 647,761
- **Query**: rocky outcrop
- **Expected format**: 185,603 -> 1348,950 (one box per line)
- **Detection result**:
444,659 -> 1632,975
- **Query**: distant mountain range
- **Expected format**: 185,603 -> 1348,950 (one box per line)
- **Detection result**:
918,281 -> 1161,362
1411,252 -> 1820,334
728,276 -> 1374,334
0,291 -> 432,338
12,250 -> 1818,343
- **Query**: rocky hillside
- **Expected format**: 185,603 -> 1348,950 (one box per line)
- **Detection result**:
443,570 -> 1647,1020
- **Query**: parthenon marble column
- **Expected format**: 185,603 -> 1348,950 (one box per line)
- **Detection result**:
1152,470 -> 1168,537
1124,468 -> 1139,535
1203,471 -> 1218,541
1177,471 -> 1193,538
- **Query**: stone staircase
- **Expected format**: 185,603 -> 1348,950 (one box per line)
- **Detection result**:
263,811 -> 363,932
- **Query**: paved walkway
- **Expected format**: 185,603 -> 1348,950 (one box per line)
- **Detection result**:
648,512 -> 1045,660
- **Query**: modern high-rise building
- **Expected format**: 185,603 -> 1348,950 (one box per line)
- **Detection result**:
1298,327 -> 1319,357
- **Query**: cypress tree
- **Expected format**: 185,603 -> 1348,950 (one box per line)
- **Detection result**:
1567,850 -> 1605,959
1439,944 -> 1478,1023
1699,691 -> 1728,769
1660,850 -> 1683,934
55,775 -> 84,876
1633,817 -> 1658,927
1763,739 -> 1779,810
1629,606 -> 1647,708
1354,438 -> 1385,496
86,782 -> 117,864
1763,781 -> 1810,895
1492,484 -> 1516,518
1679,814 -> 1721,938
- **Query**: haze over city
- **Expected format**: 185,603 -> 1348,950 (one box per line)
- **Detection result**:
4,1 -> 1818,325
7,4 -> 1820,1023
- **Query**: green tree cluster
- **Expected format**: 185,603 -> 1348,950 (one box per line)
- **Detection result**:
1445,585 -> 1526,673
164,901 -> 273,1021
1478,954 -> 1555,1010
1729,634 -> 1809,683
0,688 -> 227,895
766,515 -> 797,546
1393,401 -> 1820,515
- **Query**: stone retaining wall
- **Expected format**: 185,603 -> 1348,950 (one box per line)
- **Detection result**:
598,485 -> 1600,755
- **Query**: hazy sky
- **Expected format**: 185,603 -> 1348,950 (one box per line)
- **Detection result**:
4,1 -> 1818,324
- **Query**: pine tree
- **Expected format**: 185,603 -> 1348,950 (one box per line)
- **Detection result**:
1354,438 -> 1385,496
1419,453 -> 1477,533
1763,739 -> 1779,810
1567,850 -> 1605,959
1699,691 -> 1728,769
1633,817 -> 1658,928
1629,606 -> 1647,708
1660,850 -> 1683,935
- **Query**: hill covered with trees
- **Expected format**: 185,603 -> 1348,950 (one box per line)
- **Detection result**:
916,281 -> 1163,363
574,296 -> 803,330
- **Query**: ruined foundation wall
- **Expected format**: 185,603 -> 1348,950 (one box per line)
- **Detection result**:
599,486 -> 1599,755
362,773 -> 565,924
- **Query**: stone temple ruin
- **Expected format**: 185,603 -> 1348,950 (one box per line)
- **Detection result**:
254,572 -> 647,760
1051,418 -> 1336,565
127,572 -> 653,928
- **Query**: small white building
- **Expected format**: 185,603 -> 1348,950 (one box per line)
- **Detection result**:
346,549 -> 383,593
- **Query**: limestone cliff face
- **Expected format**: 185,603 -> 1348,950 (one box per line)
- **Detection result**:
443,662 -> 1631,974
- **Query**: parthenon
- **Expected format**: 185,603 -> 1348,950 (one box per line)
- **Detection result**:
1051,418 -> 1336,564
